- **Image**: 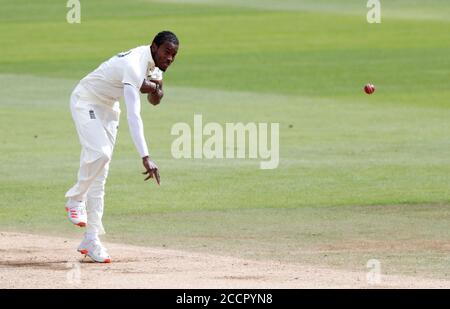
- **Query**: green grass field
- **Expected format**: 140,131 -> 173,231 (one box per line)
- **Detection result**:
1,0 -> 450,280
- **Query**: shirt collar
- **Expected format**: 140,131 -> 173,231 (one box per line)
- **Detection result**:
148,46 -> 156,71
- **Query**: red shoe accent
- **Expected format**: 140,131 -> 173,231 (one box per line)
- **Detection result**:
77,222 -> 86,227
79,249 -> 88,254
103,258 -> 111,263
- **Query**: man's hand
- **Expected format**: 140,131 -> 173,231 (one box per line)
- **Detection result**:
140,79 -> 157,94
140,80 -> 163,105
142,156 -> 160,185
147,80 -> 163,105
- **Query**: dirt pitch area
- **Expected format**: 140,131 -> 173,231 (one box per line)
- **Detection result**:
1,232 -> 449,288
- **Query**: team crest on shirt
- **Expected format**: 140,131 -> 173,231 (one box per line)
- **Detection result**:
147,63 -> 156,79
147,65 -> 163,81
147,62 -> 156,78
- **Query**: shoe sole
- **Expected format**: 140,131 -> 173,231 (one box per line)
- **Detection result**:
78,249 -> 111,263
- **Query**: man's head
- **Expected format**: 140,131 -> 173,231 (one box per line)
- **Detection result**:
151,31 -> 179,72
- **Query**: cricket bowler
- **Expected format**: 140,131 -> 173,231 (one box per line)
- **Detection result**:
64,31 -> 179,263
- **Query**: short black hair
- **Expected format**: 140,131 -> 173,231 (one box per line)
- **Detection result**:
152,31 -> 179,47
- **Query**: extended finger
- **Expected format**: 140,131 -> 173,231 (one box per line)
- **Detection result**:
144,172 -> 154,181
155,170 -> 160,185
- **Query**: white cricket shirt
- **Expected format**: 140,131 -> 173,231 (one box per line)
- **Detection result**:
80,45 -> 163,106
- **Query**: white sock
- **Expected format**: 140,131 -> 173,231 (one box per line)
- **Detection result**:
85,232 -> 99,241
69,198 -> 85,205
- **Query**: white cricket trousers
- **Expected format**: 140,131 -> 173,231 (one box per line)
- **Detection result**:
65,84 -> 120,235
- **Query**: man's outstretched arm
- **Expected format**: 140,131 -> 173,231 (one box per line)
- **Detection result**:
123,83 -> 160,185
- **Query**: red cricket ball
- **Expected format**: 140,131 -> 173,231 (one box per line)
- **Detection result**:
364,83 -> 375,94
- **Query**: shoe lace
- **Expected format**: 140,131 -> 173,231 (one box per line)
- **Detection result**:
70,204 -> 86,216
92,239 -> 108,256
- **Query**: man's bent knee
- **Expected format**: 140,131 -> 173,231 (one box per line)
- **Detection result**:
98,151 -> 112,164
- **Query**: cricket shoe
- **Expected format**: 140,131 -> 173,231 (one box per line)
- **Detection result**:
77,238 -> 111,263
65,200 -> 87,227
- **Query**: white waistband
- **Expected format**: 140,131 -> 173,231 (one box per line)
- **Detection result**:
72,83 -> 120,111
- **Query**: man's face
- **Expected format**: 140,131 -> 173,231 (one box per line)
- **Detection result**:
151,41 -> 179,72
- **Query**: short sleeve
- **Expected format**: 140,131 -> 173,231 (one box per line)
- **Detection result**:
122,54 -> 147,89
122,65 -> 142,89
